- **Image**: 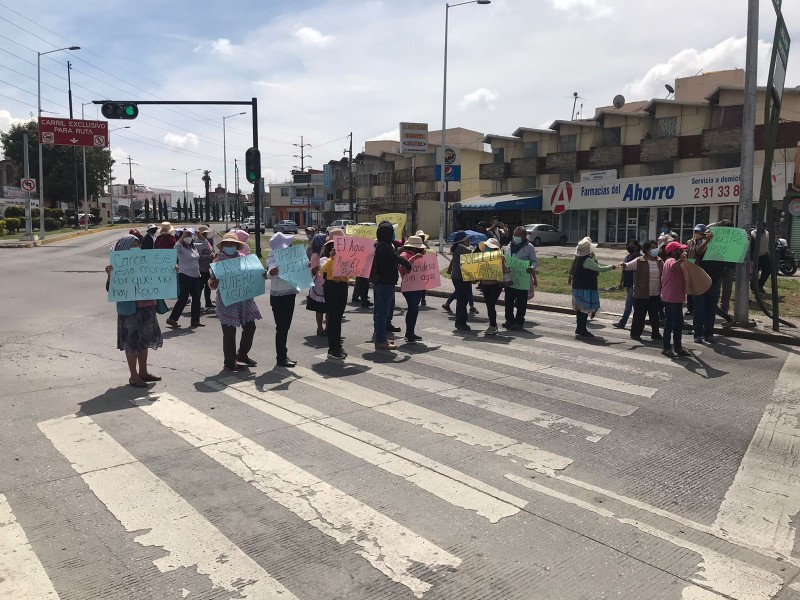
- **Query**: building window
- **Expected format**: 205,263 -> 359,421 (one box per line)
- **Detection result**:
493,147 -> 505,163
522,176 -> 537,190
523,141 -> 538,158
559,171 -> 575,183
560,135 -> 577,153
721,105 -> 744,129
650,161 -> 674,176
280,187 -> 290,197
601,127 -> 621,147
717,154 -> 741,169
655,117 -> 677,138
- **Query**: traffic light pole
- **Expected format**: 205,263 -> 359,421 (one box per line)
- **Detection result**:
93,98 -> 263,255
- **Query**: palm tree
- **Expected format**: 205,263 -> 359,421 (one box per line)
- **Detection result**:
202,170 -> 211,221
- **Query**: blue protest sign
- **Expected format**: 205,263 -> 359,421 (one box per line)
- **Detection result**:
108,249 -> 177,302
273,244 -> 313,291
210,255 -> 266,306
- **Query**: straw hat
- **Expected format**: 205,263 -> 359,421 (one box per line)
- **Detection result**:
158,221 -> 175,235
327,227 -> 345,239
403,235 -> 427,250
479,238 -> 501,251
216,231 -> 246,249
414,229 -> 430,242
575,236 -> 597,257
196,224 -> 212,235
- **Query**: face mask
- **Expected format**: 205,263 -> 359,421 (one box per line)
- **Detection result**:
650,248 -> 659,257
627,245 -> 637,253
222,246 -> 237,256
661,227 -> 668,233
183,237 -> 193,245
512,236 -> 523,245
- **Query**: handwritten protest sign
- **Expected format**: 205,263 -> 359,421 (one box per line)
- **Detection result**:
345,224 -> 378,239
210,254 -> 265,306
376,213 -> 407,238
506,255 -> 531,291
704,227 -> 751,263
108,249 -> 177,302
272,244 -> 313,291
333,236 -> 375,278
401,252 -> 441,291
460,250 -> 503,282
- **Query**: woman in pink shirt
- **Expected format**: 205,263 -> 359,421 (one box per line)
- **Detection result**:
660,241 -> 691,358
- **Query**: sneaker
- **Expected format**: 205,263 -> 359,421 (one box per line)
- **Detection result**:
693,336 -> 704,344
675,347 -> 692,357
166,318 -> 180,328
703,334 -> 716,344
630,335 -> 643,342
316,328 -> 327,336
420,299 -> 427,306
375,341 -> 396,350
223,363 -> 248,372
469,307 -> 479,314
661,349 -> 676,358
236,354 -> 257,367
190,322 -> 205,328
576,330 -> 595,338
612,322 -> 625,329
403,336 -> 417,344
387,325 -> 401,333
455,324 -> 472,332
501,322 -> 512,329
327,349 -> 347,360
276,357 -> 297,367
485,325 -> 498,335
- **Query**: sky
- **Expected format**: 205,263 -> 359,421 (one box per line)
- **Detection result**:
1,0 -> 798,196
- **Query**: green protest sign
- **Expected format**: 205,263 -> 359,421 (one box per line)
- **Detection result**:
704,227 -> 750,263
506,255 -> 530,291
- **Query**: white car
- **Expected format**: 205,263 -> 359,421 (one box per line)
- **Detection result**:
243,217 -> 265,234
524,223 -> 567,246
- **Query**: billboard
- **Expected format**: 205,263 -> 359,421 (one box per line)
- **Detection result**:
399,122 -> 428,154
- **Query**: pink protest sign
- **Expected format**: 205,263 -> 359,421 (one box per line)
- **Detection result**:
401,252 -> 441,291
333,236 -> 374,278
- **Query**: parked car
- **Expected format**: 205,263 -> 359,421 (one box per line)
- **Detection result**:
111,216 -> 130,224
273,220 -> 299,234
243,217 -> 265,234
523,223 -> 567,246
327,219 -> 356,232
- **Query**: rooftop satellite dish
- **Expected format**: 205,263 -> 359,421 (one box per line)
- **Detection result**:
612,94 -> 625,109
665,84 -> 675,94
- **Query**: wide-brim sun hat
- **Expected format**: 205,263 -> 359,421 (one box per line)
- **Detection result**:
575,236 -> 597,257
146,223 -> 157,232
158,221 -> 175,235
403,235 -> 427,249
196,224 -> 211,234
216,232 -> 246,249
479,238 -> 501,251
414,229 -> 429,242
327,227 -> 345,239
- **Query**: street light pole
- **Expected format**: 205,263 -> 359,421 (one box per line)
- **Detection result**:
222,111 -> 246,231
438,1 -> 489,253
37,45 -> 80,239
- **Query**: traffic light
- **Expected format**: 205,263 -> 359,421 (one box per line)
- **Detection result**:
245,147 -> 261,184
101,102 -> 139,120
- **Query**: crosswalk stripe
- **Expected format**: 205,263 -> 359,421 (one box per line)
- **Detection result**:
133,393 -> 460,598
278,365 -> 574,475
354,345 -> 638,417
325,354 -> 612,442
419,330 -> 657,398
209,378 -> 528,523
38,414 -> 299,600
0,493 -> 60,599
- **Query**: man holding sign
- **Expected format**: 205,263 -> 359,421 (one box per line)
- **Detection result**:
503,226 -> 538,330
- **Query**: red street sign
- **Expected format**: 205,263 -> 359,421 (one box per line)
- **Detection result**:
38,117 -> 109,148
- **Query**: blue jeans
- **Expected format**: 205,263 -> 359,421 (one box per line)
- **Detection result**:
663,302 -> 684,350
692,278 -> 720,338
373,283 -> 394,343
402,290 -> 424,337
619,286 -> 634,326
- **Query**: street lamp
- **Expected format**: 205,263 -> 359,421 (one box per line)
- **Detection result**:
438,1 -> 489,252
37,45 -> 80,239
171,168 -> 202,220
102,126 -> 129,227
222,111 -> 246,229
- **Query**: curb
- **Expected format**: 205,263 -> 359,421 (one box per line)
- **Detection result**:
0,227 -> 111,248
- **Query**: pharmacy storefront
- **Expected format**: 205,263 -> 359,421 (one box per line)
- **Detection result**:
543,164 -> 789,245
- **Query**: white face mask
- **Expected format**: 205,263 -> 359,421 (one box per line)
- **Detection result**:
183,236 -> 194,244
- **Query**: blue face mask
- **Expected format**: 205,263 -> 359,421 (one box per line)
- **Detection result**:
222,246 -> 237,256
512,236 -> 523,245
650,248 -> 659,257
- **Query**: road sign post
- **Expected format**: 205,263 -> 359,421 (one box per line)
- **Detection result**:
20,132 -> 37,241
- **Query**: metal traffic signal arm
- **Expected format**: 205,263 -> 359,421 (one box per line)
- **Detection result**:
92,98 -> 264,256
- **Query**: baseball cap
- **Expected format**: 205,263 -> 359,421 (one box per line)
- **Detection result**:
665,241 -> 687,254
693,224 -> 707,233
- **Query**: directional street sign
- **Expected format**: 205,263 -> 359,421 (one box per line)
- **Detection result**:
20,178 -> 36,192
38,118 -> 109,148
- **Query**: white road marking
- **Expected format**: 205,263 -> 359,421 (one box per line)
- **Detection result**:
38,414 -> 299,600
506,474 -> 782,600
134,393 -> 460,598
0,493 -> 60,599
355,344 -> 638,417
431,342 -> 657,398
279,365 -> 573,475
210,379 -> 527,523
330,354 -> 611,442
713,349 -> 800,556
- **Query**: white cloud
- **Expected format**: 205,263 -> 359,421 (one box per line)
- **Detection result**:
163,132 -> 200,151
193,37 -> 237,55
549,0 -> 612,17
0,110 -> 28,136
294,27 -> 332,47
369,128 -> 399,141
624,37 -> 772,99
458,88 -> 500,111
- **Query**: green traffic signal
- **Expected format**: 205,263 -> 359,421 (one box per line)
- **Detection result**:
101,102 -> 139,120
245,147 -> 261,184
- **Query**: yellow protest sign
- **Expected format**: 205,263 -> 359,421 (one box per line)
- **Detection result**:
459,250 -> 503,282
376,213 -> 407,238
345,224 -> 377,239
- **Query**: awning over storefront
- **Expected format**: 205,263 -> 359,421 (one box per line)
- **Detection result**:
451,193 -> 542,211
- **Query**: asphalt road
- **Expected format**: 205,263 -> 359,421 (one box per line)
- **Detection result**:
1,229 -> 800,600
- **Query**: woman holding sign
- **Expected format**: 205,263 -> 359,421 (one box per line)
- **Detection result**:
479,238 -> 505,335
209,232 -> 262,371
371,221 -> 412,350
448,231 -> 473,332
503,226 -> 538,330
321,228 -> 349,360
106,234 -> 165,388
266,232 -> 301,368
398,236 -> 429,343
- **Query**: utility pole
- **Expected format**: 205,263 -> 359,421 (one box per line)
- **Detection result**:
347,132 -> 355,221
735,0 -> 759,325
67,61 -> 80,227
21,130 -> 36,240
293,135 -> 312,172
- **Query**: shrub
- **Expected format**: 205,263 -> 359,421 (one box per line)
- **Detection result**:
4,217 -> 21,233
0,219 -> 6,234
44,218 -> 61,231
31,208 -> 39,219
45,208 -> 64,220
4,205 -> 25,219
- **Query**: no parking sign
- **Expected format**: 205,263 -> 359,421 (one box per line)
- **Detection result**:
20,178 -> 37,193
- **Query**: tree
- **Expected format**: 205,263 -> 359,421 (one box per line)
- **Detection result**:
202,170 -> 211,221
183,198 -> 189,221
151,197 -> 157,222
161,198 -> 167,221
144,198 -> 150,222
0,120 -> 113,208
